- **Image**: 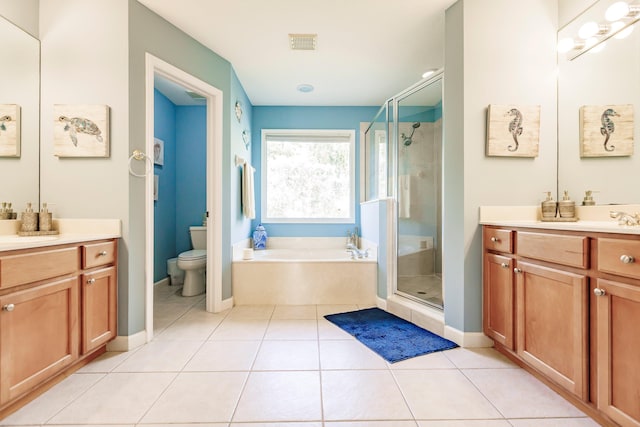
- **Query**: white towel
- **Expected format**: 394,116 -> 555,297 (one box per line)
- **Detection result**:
398,174 -> 411,218
242,161 -> 256,219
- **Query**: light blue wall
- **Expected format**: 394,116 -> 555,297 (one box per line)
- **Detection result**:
251,106 -> 379,238
153,89 -> 177,282
175,106 -> 206,253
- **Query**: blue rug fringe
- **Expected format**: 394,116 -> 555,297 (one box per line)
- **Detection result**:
324,307 -> 458,363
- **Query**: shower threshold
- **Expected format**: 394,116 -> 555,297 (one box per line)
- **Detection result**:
397,274 -> 443,310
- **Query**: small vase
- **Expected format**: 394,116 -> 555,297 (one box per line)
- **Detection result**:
253,224 -> 267,250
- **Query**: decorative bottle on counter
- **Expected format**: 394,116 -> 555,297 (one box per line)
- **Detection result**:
558,190 -> 576,218
541,192 -> 557,219
39,203 -> 53,232
20,202 -> 38,232
252,223 -> 268,250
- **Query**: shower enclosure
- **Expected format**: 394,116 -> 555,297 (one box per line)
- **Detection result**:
364,72 -> 443,309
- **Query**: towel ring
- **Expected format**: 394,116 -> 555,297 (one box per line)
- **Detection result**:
128,150 -> 152,178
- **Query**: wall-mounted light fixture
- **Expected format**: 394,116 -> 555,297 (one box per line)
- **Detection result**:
558,0 -> 640,60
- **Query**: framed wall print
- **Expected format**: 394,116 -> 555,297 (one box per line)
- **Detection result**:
53,104 -> 109,157
0,104 -> 21,157
580,104 -> 633,157
486,104 -> 540,157
154,137 -> 164,165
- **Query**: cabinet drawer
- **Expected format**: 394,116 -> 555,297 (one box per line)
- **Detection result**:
82,241 -> 116,269
517,232 -> 588,269
484,228 -> 513,253
0,247 -> 79,289
598,238 -> 640,280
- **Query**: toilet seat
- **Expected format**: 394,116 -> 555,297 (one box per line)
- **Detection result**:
178,249 -> 206,261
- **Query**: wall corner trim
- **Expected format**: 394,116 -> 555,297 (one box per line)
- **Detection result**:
444,326 -> 494,348
106,330 -> 147,352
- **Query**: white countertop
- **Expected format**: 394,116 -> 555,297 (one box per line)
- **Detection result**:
479,205 -> 640,235
0,219 -> 121,251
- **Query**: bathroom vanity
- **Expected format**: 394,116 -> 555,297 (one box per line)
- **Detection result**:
0,219 -> 120,418
481,206 -> 640,427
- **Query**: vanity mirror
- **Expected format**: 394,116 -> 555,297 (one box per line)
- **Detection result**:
0,13 -> 40,212
558,0 -> 640,205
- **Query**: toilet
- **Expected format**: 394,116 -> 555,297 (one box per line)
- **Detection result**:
176,226 -> 207,296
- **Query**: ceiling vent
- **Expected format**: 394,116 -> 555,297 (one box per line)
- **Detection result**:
186,90 -> 205,100
289,33 -> 317,50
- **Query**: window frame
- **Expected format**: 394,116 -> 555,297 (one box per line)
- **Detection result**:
260,128 -> 356,224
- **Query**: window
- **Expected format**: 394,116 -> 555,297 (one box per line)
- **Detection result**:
261,129 -> 355,223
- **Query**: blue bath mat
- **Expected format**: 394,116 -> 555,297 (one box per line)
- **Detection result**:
324,307 -> 458,363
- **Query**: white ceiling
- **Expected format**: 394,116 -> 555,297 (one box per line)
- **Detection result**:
139,0 -> 456,107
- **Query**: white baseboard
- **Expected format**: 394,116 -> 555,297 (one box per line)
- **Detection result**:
154,277 -> 170,287
220,296 -> 234,312
444,326 -> 494,348
376,296 -> 387,310
106,330 -> 147,352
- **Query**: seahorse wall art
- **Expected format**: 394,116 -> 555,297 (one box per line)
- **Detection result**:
0,104 -> 21,157
53,104 -> 110,158
486,104 -> 540,157
580,104 -> 634,157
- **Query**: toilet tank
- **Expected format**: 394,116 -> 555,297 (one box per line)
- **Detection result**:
189,226 -> 207,249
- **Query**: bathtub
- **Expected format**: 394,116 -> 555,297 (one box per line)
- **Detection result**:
232,238 -> 377,305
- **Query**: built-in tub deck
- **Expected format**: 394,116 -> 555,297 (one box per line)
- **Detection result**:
232,238 -> 377,306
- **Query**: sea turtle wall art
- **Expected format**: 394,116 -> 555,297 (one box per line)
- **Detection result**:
0,104 -> 21,157
486,104 -> 541,158
53,104 -> 110,157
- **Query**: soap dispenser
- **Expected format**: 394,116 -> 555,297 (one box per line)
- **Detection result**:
20,202 -> 38,232
582,190 -> 596,206
541,192 -> 557,219
39,203 -> 53,232
558,190 -> 576,218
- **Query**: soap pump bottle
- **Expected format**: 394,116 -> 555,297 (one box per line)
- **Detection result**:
20,202 -> 38,232
558,190 -> 576,218
541,192 -> 557,219
39,202 -> 53,232
582,190 -> 596,206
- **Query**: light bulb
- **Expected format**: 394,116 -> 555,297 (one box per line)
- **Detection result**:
584,37 -> 599,49
421,70 -> 435,79
610,20 -> 626,33
615,25 -> 635,38
590,41 -> 606,53
557,37 -> 575,53
606,1 -> 630,21
578,21 -> 600,39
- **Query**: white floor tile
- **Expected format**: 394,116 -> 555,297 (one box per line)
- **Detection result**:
153,308 -> 226,341
140,372 -> 248,423
393,370 -> 502,420
142,424 -> 226,427
326,422 -> 418,427
388,350 -> 456,370
183,340 -> 261,371
272,305 -> 318,319
417,421 -> 511,427
113,340 -> 203,372
253,340 -> 319,371
0,374 -> 104,425
463,369 -> 588,419
209,319 -> 269,340
319,340 -> 388,370
508,419 -> 601,427
321,370 -> 413,421
317,304 -> 359,318
230,423 -> 322,427
443,347 -> 518,369
317,318 -> 356,340
264,320 -> 318,340
228,305 -> 275,319
233,371 -> 322,422
76,351 -> 137,373
47,373 -> 176,424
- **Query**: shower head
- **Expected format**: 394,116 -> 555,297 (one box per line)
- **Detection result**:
401,122 -> 421,146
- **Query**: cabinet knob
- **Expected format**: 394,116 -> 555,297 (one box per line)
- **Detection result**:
594,288 -> 606,297
490,237 -> 500,243
514,268 -> 523,274
2,304 -> 15,312
87,278 -> 96,285
500,262 -> 509,268
620,254 -> 635,264
99,251 -> 108,256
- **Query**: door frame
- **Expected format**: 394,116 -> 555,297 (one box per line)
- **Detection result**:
144,53 -> 224,342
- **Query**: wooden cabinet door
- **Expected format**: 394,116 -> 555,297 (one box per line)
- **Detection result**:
515,261 -> 588,399
0,277 -> 79,404
483,253 -> 514,349
595,279 -> 640,427
81,266 -> 117,354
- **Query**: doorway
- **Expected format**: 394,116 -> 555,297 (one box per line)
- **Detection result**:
144,53 -> 224,342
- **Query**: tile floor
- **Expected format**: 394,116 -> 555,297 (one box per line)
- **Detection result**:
0,283 -> 600,427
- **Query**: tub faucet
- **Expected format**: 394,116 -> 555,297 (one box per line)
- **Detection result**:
347,244 -> 370,259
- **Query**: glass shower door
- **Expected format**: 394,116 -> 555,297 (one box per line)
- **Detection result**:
394,76 -> 443,309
